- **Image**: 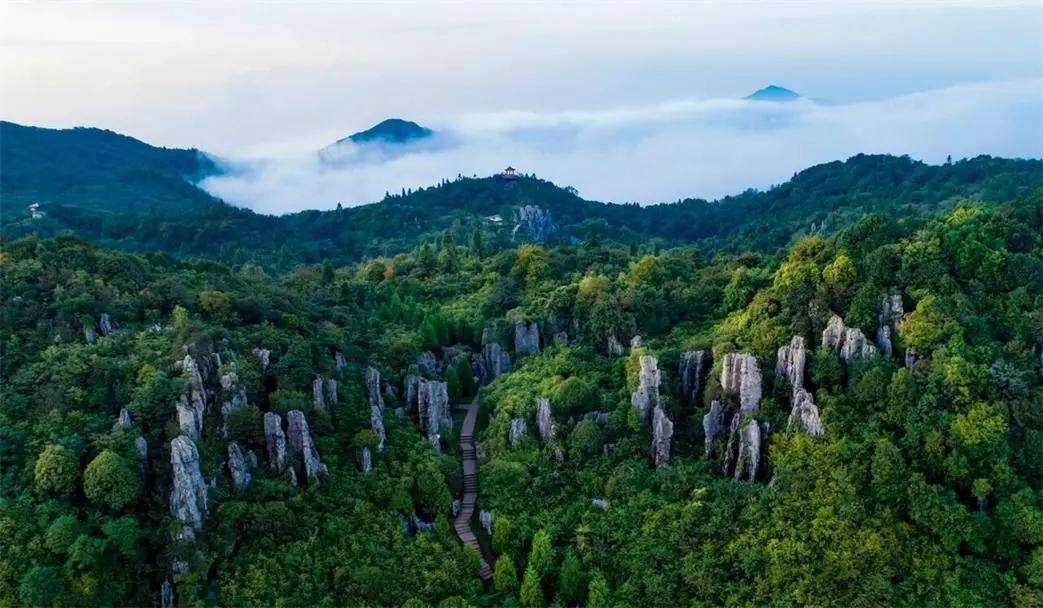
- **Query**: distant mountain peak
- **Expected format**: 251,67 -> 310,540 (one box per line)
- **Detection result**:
745,85 -> 801,102
341,118 -> 433,145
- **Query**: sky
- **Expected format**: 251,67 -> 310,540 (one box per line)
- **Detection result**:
2,1 -> 1040,213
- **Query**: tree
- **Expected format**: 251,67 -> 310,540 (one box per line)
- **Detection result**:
587,573 -> 610,608
551,377 -> 598,416
569,420 -> 603,460
321,259 -> 335,284
471,227 -> 485,258
83,450 -> 140,510
519,566 -> 544,608
493,515 -> 516,556
558,550 -> 585,604
34,444 -> 78,495
494,555 -> 518,594
19,566 -> 64,607
528,530 -> 554,578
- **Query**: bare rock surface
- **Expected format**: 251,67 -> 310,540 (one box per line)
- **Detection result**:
631,355 -> 661,424
514,321 -> 541,355
679,350 -> 712,405
263,412 -> 287,472
509,418 -> 528,446
170,436 -> 208,541
787,388 -> 825,436
536,397 -> 554,441
227,441 -> 252,490
775,336 -> 807,392
703,400 -> 725,457
651,406 -> 673,467
720,353 -> 762,415
287,410 -> 328,485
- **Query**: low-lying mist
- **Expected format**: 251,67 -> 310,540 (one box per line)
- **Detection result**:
198,79 -> 1040,215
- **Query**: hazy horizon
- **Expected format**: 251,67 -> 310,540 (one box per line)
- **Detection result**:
2,1 -> 1040,213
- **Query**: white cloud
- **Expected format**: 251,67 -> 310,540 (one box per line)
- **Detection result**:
198,78 -> 1040,215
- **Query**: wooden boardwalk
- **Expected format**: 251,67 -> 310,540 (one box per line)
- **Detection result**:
454,396 -> 493,581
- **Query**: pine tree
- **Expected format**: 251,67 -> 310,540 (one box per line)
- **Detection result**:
519,566 -> 544,608
528,530 -> 554,578
494,555 -> 518,594
558,550 -> 585,604
471,227 -> 484,258
587,573 -> 609,608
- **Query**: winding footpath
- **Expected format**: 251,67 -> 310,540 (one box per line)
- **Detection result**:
454,395 -> 493,581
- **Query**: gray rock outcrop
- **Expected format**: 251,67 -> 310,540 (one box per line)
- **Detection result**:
404,374 -> 420,411
417,351 -> 438,376
509,418 -> 528,446
775,336 -> 807,392
161,580 -> 174,608
113,407 -> 133,431
479,510 -> 494,535
312,376 -> 337,412
99,313 -> 115,337
360,447 -> 372,474
583,411 -> 609,425
135,436 -> 148,472
365,367 -> 384,411
227,442 -> 252,490
220,368 -> 248,435
731,420 -> 764,482
334,351 -> 346,369
591,498 -> 610,510
631,355 -> 661,425
630,335 -> 644,350
84,327 -> 97,343
536,397 -> 554,442
263,412 -> 287,473
286,410 -> 328,486
905,347 -> 918,368
679,350 -> 712,405
703,400 -> 725,457
474,342 -> 511,385
371,401 -> 386,452
512,205 -> 557,242
787,388 -> 824,437
176,394 -> 203,439
822,314 -> 877,363
169,436 -> 208,541
515,321 -> 541,355
720,353 -> 762,415
651,406 -> 673,467
417,379 -> 452,451
606,334 -> 625,356
877,295 -> 904,356
252,348 -> 271,369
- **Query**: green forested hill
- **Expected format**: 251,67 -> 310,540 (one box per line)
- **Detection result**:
0,121 -> 221,214
1,186 -> 1041,606
3,121 -> 1040,270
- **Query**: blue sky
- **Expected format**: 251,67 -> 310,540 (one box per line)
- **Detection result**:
2,1 -> 1040,212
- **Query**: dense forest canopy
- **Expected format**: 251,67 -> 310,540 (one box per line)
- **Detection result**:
1,174 -> 1042,606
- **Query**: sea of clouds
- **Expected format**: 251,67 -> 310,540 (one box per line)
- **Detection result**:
199,78 -> 1041,215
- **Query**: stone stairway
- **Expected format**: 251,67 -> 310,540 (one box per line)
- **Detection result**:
454,398 -> 493,581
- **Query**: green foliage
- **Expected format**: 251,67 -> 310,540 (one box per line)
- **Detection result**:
1,177 -> 1042,607
528,530 -> 554,579
519,566 -> 544,608
550,377 -> 598,416
494,555 -> 518,594
227,404 -> 265,447
34,444 -> 79,495
568,420 -> 603,460
587,573 -> 610,608
557,550 -> 586,604
19,566 -> 64,607
83,451 -> 140,510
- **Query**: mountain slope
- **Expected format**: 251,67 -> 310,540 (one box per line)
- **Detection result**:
0,120 -> 221,214
2,122 -> 1040,270
337,118 -> 433,145
746,85 -> 801,102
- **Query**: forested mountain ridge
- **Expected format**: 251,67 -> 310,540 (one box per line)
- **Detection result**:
1,185 -> 1042,606
3,121 -> 1041,271
0,120 -> 221,214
